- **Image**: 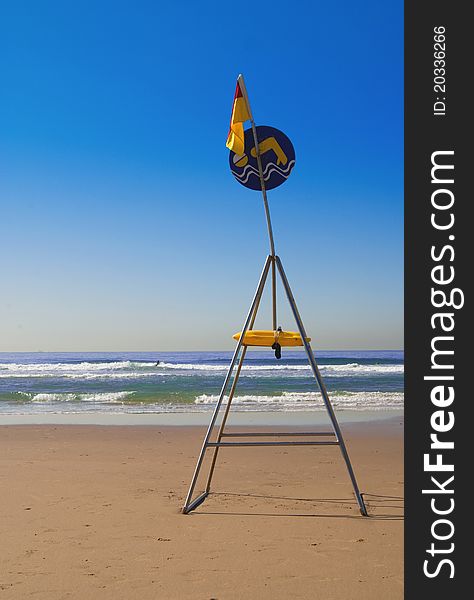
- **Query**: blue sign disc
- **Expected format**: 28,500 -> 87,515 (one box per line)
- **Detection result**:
229,125 -> 296,191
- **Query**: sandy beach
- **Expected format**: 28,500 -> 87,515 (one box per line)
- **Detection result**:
0,419 -> 403,599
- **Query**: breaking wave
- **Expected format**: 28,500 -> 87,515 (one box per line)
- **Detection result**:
17,391 -> 136,404
0,352 -> 404,416
0,361 -> 404,379
194,391 -> 404,411
1,390 -> 403,414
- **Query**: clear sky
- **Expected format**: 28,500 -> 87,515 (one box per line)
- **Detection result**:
0,1 -> 403,352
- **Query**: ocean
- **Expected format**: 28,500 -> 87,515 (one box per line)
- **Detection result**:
0,350 -> 403,416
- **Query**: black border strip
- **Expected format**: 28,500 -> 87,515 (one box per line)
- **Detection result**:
405,2 -> 467,596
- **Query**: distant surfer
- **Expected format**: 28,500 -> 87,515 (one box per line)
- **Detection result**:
155,360 -> 160,366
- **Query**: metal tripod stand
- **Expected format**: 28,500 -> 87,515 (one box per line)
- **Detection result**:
182,74 -> 367,516
182,253 -> 368,516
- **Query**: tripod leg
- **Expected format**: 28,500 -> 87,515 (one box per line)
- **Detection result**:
205,254 -> 270,492
182,256 -> 272,514
205,345 -> 247,492
275,256 -> 368,516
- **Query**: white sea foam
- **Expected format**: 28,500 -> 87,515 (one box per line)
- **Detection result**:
25,391 -> 135,404
194,391 -> 404,411
157,362 -> 404,378
2,390 -> 403,414
0,361 -> 140,372
0,361 -> 403,380
0,361 -> 153,378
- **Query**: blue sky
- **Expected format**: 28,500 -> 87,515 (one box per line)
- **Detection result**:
0,1 -> 403,351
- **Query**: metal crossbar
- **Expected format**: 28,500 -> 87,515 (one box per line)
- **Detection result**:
207,441 -> 340,447
220,431 -> 335,437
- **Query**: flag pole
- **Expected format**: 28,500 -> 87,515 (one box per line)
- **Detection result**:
237,73 -> 277,330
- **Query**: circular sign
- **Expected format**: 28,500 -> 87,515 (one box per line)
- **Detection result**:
229,125 -> 296,191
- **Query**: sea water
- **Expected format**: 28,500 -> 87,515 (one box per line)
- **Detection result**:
0,350 -> 403,416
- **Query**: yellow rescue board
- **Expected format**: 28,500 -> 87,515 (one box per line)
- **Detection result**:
232,330 -> 311,347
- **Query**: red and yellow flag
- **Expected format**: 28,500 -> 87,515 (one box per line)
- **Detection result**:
226,80 -> 251,155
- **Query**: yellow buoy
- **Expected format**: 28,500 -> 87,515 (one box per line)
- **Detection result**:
232,330 -> 310,347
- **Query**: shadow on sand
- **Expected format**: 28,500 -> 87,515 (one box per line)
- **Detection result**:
191,491 -> 404,521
